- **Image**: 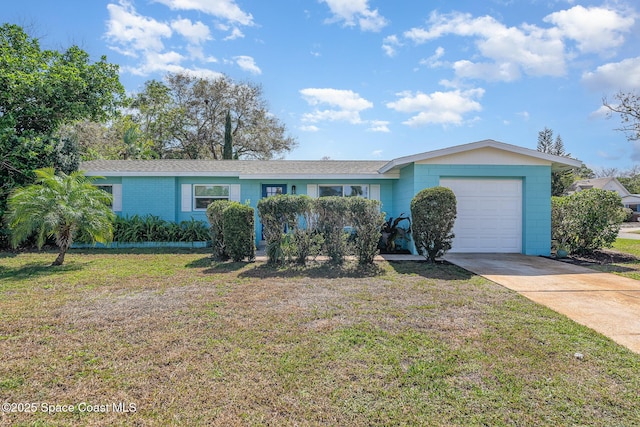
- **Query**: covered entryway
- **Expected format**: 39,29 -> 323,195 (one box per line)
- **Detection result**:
440,178 -> 522,253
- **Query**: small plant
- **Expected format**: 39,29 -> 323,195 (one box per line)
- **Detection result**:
410,186 -> 457,263
379,214 -> 412,253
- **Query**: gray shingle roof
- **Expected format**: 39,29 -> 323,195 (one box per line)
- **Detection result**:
80,159 -> 394,178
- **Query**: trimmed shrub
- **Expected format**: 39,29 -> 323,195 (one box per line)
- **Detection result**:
314,196 -> 351,264
552,188 -> 625,255
410,186 -> 457,263
258,195 -> 294,264
282,196 -> 323,265
206,200 -> 231,260
222,202 -> 255,262
349,197 -> 385,264
257,194 -> 315,264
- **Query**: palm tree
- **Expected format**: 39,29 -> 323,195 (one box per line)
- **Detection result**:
5,168 -> 115,266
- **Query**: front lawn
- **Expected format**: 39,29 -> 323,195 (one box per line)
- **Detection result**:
570,238 -> 640,280
1,249 -> 639,426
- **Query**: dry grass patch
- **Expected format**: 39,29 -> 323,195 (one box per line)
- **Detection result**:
1,249 -> 639,426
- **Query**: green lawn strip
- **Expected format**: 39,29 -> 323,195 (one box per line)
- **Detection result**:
1,252 -> 639,426
582,239 -> 640,279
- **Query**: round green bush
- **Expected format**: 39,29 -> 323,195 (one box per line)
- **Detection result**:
410,186 -> 457,263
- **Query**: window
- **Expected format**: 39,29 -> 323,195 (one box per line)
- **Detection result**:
318,184 -> 368,198
96,185 -> 113,208
194,185 -> 229,210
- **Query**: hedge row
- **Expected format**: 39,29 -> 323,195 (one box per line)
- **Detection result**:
257,195 -> 385,265
76,214 -> 210,244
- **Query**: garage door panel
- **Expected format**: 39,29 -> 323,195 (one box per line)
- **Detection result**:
440,178 -> 522,253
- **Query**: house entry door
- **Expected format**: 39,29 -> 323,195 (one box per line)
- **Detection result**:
261,184 -> 287,240
262,184 -> 287,198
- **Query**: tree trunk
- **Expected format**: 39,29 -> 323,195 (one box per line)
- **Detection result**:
53,226 -> 73,266
52,249 -> 66,266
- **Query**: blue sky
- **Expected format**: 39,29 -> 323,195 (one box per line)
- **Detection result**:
4,0 -> 640,170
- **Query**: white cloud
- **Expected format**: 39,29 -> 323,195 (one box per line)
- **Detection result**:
234,56 -> 261,74
582,57 -> 640,91
300,88 -> 373,125
217,24 -> 244,41
105,2 -> 172,55
382,35 -> 401,57
171,18 -> 211,44
302,109 -> 363,124
401,6 -> 637,83
419,46 -> 445,68
300,125 -> 320,132
403,11 -> 566,81
544,5 -> 635,54
453,60 -> 521,82
371,149 -> 383,157
386,88 -> 484,127
106,0 -> 252,78
125,50 -> 185,75
301,88 -> 373,111
320,0 -> 388,32
589,105 -> 611,120
368,120 -> 390,132
152,0 -> 254,26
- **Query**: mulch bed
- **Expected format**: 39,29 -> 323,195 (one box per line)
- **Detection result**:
555,249 -> 639,266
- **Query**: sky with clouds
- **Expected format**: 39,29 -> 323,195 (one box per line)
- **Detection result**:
4,0 -> 640,169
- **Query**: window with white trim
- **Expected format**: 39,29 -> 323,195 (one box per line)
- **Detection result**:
318,184 -> 369,198
194,184 -> 230,210
96,185 -> 113,208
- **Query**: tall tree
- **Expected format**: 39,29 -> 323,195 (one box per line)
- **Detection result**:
537,127 -> 554,153
131,72 -> 297,159
0,23 -> 124,246
603,91 -> 640,141
536,127 -> 574,196
223,110 -> 233,159
0,24 -> 125,136
5,168 -> 114,266
130,79 -> 174,156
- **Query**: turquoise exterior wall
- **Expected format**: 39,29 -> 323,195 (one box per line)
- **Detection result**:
107,176 -> 394,246
121,177 -> 177,220
96,164 -> 552,254
412,164 -> 552,256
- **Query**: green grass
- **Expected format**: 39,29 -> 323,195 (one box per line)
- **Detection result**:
612,238 -> 640,257
582,239 -> 640,279
1,248 -> 639,426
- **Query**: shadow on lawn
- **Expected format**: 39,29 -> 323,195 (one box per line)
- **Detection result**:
0,262 -> 84,281
184,257 -> 250,272
237,262 -> 387,279
387,260 -> 475,280
69,247 -> 211,256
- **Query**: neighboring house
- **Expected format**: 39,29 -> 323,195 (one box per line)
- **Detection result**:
81,139 -> 581,256
567,177 -> 640,212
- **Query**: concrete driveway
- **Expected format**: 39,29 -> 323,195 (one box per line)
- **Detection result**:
619,226 -> 640,240
444,253 -> 640,354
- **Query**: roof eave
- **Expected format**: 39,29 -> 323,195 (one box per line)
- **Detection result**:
379,139 -> 583,173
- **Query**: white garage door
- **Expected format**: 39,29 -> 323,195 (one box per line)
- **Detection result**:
440,178 -> 522,253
